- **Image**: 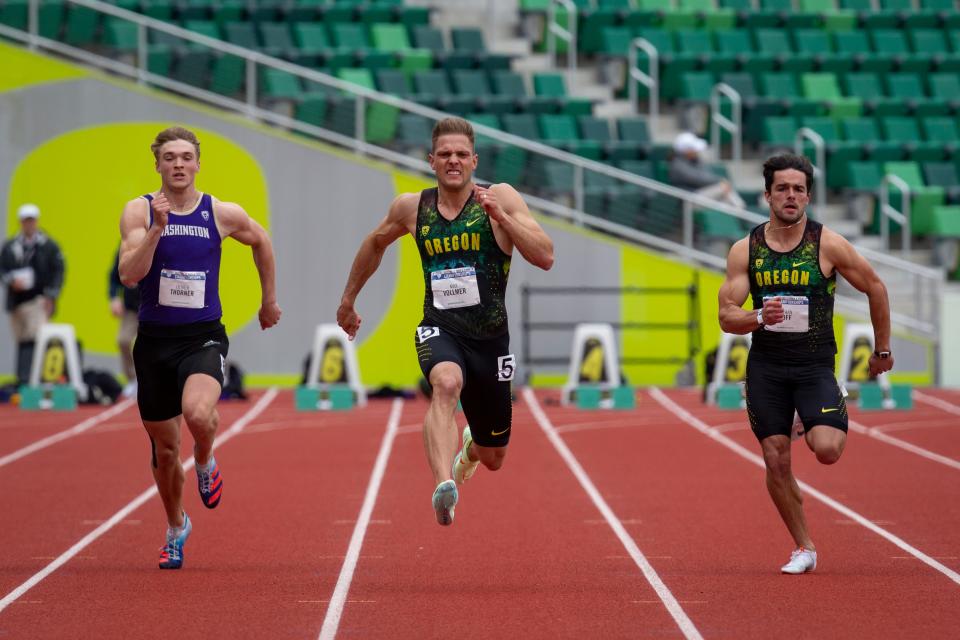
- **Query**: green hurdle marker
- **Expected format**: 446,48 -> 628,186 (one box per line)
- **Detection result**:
716,383 -> 744,409
19,385 -> 44,410
890,384 -> 913,409
858,383 -> 885,409
575,386 -> 603,409
295,386 -> 320,411
327,385 -> 354,411
51,385 -> 77,410
612,386 -> 636,409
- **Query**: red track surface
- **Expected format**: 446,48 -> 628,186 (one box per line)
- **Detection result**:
1,387 -> 958,639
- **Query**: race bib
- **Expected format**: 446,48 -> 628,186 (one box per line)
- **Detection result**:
764,295 -> 809,333
431,267 -> 480,310
159,269 -> 206,309
11,267 -> 35,290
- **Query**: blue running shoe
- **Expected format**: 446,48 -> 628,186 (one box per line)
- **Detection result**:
158,513 -> 192,570
431,480 -> 458,526
196,458 -> 223,509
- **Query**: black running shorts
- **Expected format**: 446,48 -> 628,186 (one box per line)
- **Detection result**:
133,320 -> 229,422
745,351 -> 848,442
414,325 -> 514,447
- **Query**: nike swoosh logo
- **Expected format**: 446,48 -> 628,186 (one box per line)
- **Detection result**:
491,427 -> 510,436
821,407 -> 839,413
792,261 -> 808,268
465,217 -> 483,227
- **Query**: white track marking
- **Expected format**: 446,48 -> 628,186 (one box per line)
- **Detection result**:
523,389 -> 704,640
318,398 -> 403,640
0,389 -> 277,612
0,398 -> 136,468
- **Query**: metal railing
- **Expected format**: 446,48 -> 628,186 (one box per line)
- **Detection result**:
546,0 -> 577,76
628,37 -> 659,122
794,127 -> 826,215
0,0 -> 943,347
878,174 -> 912,257
709,82 -> 742,162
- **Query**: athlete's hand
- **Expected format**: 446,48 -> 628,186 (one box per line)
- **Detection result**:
761,297 -> 784,326
868,352 -> 894,377
475,186 -> 505,223
337,302 -> 361,341
152,192 -> 170,230
259,301 -> 281,330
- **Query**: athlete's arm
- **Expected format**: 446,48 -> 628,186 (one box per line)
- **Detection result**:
216,201 -> 281,330
118,194 -> 167,287
478,183 -> 554,270
337,193 -> 418,340
718,237 -> 782,333
822,228 -> 893,375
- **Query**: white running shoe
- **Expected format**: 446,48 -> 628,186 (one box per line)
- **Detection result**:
432,480 -> 458,526
781,547 -> 817,574
452,425 -> 480,485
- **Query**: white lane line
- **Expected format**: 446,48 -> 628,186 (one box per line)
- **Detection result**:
649,387 -> 960,587
846,417 -> 960,471
0,398 -> 136,468
0,388 -> 278,613
318,398 -> 403,640
915,391 -> 960,417
523,388 -> 704,640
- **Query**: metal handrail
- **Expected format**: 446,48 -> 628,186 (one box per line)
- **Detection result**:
547,0 -> 577,76
709,82 -> 742,162
879,173 -> 912,257
793,127 -> 826,215
628,37 -> 658,122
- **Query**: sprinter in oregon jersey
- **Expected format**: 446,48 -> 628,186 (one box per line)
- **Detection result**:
337,117 -> 554,527
718,153 -> 892,575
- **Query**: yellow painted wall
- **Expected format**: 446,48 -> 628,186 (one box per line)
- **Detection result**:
0,42 -> 86,92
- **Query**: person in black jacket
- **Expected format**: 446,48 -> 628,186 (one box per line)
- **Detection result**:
109,246 -> 140,397
0,204 -> 65,383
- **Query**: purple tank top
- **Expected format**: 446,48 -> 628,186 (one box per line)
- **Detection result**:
138,193 -> 223,324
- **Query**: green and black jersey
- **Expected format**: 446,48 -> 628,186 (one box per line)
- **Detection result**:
749,219 -> 837,361
415,187 -> 512,339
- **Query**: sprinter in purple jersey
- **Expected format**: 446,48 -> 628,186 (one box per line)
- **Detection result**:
119,127 -> 281,569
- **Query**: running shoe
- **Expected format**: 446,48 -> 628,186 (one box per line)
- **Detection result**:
158,513 -> 192,570
452,425 -> 480,485
781,547 -> 817,574
431,480 -> 458,526
196,457 -> 223,509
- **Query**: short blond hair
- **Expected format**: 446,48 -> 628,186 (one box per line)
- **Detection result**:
431,117 -> 475,151
151,126 -> 201,159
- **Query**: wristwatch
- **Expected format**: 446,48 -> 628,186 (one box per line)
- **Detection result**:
756,309 -> 764,327
874,350 -> 891,359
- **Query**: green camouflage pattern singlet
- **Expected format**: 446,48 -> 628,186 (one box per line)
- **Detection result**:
749,219 -> 837,361
416,187 -> 512,339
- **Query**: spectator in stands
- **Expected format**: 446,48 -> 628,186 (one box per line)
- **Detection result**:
669,132 -> 746,209
109,246 -> 140,398
0,204 -> 65,384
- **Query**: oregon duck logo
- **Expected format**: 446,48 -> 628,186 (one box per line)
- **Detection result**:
421,225 -> 430,236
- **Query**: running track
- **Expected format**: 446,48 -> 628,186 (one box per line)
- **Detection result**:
1,387 -> 958,639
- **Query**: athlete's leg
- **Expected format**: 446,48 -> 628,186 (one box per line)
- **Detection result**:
143,417 -> 186,528
804,425 -> 846,464
424,361 -> 463,485
181,373 -> 221,465
760,434 -> 815,550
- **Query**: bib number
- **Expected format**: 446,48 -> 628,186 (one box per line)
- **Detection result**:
764,295 -> 809,333
159,269 -> 206,309
431,267 -> 480,310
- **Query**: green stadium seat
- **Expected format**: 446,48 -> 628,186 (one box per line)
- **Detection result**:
394,113 -> 433,151
102,17 -> 137,54
177,0 -> 214,22
171,49 -> 210,88
882,160 -> 946,236
63,4 -> 99,46
208,53 -> 244,96
259,22 -> 301,61
142,0 -> 174,22
764,116 -> 800,148
0,0 -> 28,30
375,68 -> 411,98
846,161 -> 884,193
337,67 -> 398,143
923,162 -> 960,203
533,72 -> 592,115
